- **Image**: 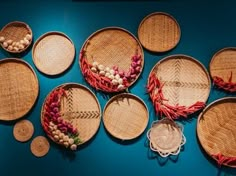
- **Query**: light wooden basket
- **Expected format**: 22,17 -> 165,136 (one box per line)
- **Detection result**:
0,58 -> 39,121
138,12 -> 181,52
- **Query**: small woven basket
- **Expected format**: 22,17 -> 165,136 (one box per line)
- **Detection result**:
0,21 -> 33,53
103,93 -> 149,140
41,83 -> 101,147
147,118 -> 186,157
197,97 -> 236,167
32,31 -> 75,75
0,58 -> 39,121
138,12 -> 181,52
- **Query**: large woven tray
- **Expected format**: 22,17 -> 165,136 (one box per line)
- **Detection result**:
41,83 -> 101,148
32,31 -> 75,75
79,27 -> 144,92
0,58 -> 39,121
210,47 -> 236,92
138,12 -> 181,52
0,21 -> 33,53
103,93 -> 149,140
197,97 -> 236,167
147,55 -> 211,119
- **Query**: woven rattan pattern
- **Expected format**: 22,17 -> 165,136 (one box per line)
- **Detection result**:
197,97 -> 236,167
151,55 -> 210,107
33,32 -> 75,75
0,58 -> 38,121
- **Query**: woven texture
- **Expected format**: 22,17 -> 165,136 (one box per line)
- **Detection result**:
197,97 -> 236,167
41,83 -> 101,145
0,58 -> 39,121
138,12 -> 181,52
210,47 -> 236,82
150,55 -> 210,107
103,93 -> 148,140
33,32 -> 75,75
147,118 -> 186,157
0,21 -> 32,53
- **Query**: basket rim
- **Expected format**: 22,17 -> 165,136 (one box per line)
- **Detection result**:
148,54 -> 211,104
138,11 -> 181,52
32,31 -> 75,76
103,93 -> 149,140
197,97 -> 236,168
0,58 -> 39,121
79,26 -> 144,92
0,21 -> 33,53
40,82 -> 102,146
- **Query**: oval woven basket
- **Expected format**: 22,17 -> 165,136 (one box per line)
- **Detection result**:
32,31 -> 75,75
197,97 -> 236,167
210,47 -> 236,92
79,27 -> 144,92
147,118 -> 186,157
0,21 -> 33,53
147,54 -> 211,120
0,58 -> 39,121
138,12 -> 181,52
41,83 -> 101,149
103,93 -> 149,140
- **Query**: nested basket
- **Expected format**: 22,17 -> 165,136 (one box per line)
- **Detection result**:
79,27 -> 144,92
103,93 -> 149,140
41,83 -> 101,150
209,47 -> 236,92
0,58 -> 39,121
138,12 -> 181,52
147,118 -> 186,157
147,54 -> 211,120
0,21 -> 33,53
197,97 -> 236,167
32,31 -> 75,75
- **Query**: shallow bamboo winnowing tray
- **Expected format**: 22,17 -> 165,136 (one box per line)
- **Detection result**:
0,58 -> 39,121
197,97 -> 236,167
138,12 -> 181,52
80,27 -> 144,91
0,21 -> 33,53
41,83 -> 101,145
150,55 -> 211,107
33,31 -> 75,75
210,47 -> 236,83
103,93 -> 149,140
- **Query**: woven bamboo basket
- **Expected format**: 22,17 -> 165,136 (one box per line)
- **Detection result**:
210,47 -> 236,92
13,119 -> 34,142
103,93 -> 149,140
41,83 -> 101,148
138,12 -> 181,52
0,58 -> 39,121
30,136 -> 50,157
149,54 -> 211,108
0,21 -> 33,53
32,31 -> 75,75
79,27 -> 144,92
197,97 -> 236,167
147,118 -> 186,157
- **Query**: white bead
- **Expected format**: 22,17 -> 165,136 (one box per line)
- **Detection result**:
118,84 -> 124,90
109,69 -> 115,75
6,39 -> 13,44
3,42 -> 8,48
25,34 -> 32,41
99,70 -> 105,76
115,74 -> 120,80
92,61 -> 98,67
112,79 -> 118,85
91,67 -> 97,73
118,78 -> 123,84
105,67 -> 110,72
98,64 -> 104,71
0,36 -> 5,42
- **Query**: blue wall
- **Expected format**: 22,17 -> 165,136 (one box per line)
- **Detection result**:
0,0 -> 235,175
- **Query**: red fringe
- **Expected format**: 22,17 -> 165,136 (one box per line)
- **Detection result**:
212,153 -> 236,167
213,71 -> 236,92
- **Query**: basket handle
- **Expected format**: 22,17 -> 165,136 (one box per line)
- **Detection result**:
212,153 -> 236,167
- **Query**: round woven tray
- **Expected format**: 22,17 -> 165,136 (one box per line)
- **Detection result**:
41,83 -> 101,147
103,93 -> 149,140
0,21 -> 33,53
13,119 -> 34,142
147,118 -> 186,157
32,31 -> 75,75
138,12 -> 181,52
79,27 -> 144,92
0,58 -> 39,121
210,47 -> 236,91
149,54 -> 211,107
30,136 -> 50,157
197,97 -> 236,167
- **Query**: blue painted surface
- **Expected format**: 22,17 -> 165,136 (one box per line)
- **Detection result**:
0,0 -> 235,176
